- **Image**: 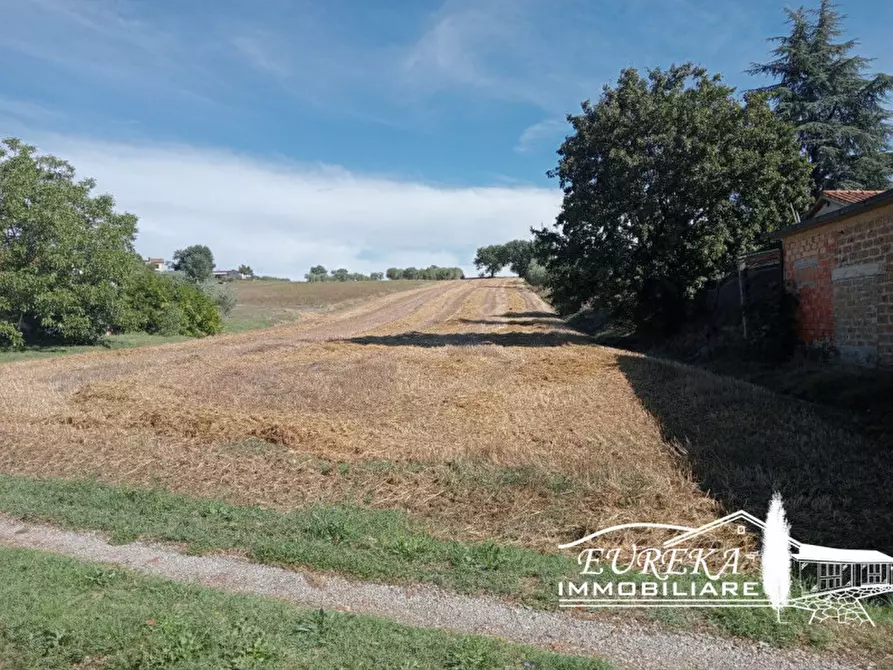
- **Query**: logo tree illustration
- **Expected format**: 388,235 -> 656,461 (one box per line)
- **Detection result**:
762,492 -> 792,623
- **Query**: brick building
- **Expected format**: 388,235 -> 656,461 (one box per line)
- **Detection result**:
775,189 -> 893,367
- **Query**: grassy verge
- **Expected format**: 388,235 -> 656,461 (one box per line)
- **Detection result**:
1,474 -> 884,656
0,474 -> 570,607
0,547 -> 610,669
0,333 -> 190,363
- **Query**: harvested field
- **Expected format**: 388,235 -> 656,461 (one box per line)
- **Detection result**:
226,278 -> 431,330
0,279 -> 889,553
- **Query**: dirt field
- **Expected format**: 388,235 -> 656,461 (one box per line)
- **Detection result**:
0,279 -> 889,552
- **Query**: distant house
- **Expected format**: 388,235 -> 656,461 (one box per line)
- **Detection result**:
146,257 -> 165,272
212,269 -> 242,280
775,189 -> 893,367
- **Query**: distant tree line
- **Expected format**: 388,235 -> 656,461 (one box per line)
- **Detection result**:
385,266 -> 464,280
304,266 -> 384,282
473,240 -> 548,287
302,265 -> 463,282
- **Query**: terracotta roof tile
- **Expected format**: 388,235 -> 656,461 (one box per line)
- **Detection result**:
823,190 -> 886,205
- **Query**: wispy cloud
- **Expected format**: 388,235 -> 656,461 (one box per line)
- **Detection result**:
1,0 -> 230,105
231,34 -> 291,78
400,0 -> 573,109
515,118 -> 567,154
1,0 -> 600,133
0,97 -> 62,123
29,132 -> 560,277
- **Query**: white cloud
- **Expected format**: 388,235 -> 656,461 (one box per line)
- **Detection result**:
514,118 -> 567,154
29,134 -> 561,278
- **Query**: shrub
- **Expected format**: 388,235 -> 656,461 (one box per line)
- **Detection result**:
523,260 -> 550,287
0,322 -> 24,350
200,281 -> 237,316
175,281 -> 222,336
123,268 -> 221,337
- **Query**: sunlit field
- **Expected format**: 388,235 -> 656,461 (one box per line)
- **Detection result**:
2,279 -> 887,555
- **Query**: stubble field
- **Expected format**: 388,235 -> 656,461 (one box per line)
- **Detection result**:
1,278 -> 888,555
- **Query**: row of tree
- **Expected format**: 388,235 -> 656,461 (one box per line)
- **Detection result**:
473,241 -> 535,277
385,266 -> 464,280
473,240 -> 548,286
304,266 -> 385,282
301,265 -> 466,282
532,0 -> 891,335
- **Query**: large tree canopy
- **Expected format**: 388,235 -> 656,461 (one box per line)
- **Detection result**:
750,0 -> 892,193
0,138 -> 139,347
171,244 -> 215,283
472,240 -> 541,281
473,245 -> 510,277
535,64 -> 812,332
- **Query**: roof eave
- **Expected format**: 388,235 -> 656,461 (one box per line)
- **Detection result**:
775,189 -> 893,239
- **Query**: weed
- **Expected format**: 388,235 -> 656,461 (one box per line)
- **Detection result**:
302,507 -> 356,545
221,620 -> 273,667
390,536 -> 432,561
294,609 -> 333,646
446,639 -> 497,670
26,628 -> 71,656
83,566 -> 123,587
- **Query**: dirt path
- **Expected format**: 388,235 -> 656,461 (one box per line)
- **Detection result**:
0,517 -> 859,670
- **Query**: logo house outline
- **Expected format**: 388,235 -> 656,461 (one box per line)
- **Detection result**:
559,504 -> 893,625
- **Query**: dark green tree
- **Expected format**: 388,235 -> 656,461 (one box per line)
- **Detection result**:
0,138 -> 140,348
502,240 -> 535,277
304,265 -> 328,282
750,0 -> 892,193
237,264 -> 253,277
171,244 -> 215,283
535,64 -> 812,333
473,245 -> 510,277
384,266 -> 462,280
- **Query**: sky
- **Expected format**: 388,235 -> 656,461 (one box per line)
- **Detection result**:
1,0 -> 892,278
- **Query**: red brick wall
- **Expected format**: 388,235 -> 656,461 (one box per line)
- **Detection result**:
783,201 -> 893,366
783,228 -> 836,345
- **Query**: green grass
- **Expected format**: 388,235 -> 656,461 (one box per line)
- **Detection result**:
0,547 -> 611,669
0,474 -> 868,654
222,314 -> 283,333
0,333 -> 190,363
0,475 -> 571,608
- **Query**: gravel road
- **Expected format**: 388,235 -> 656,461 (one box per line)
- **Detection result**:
0,517 -> 864,670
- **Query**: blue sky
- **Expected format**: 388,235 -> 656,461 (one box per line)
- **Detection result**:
2,0 -> 891,277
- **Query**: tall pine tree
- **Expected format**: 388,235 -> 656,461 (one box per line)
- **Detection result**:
750,0 -> 892,195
